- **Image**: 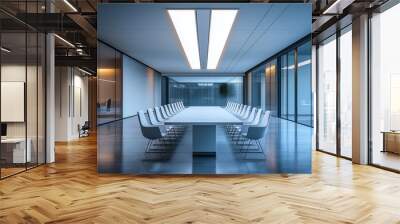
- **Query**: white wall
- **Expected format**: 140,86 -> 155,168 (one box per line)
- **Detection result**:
55,67 -> 89,141
122,55 -> 161,117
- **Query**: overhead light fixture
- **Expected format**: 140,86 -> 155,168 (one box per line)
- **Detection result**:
322,0 -> 354,15
63,0 -> 78,12
54,34 -> 75,48
167,10 -> 201,69
1,47 -> 11,53
78,67 -> 93,76
207,10 -> 238,70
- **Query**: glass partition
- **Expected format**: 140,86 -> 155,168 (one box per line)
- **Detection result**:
339,26 -> 352,158
317,35 -> 337,154
0,6 -> 46,179
168,76 -> 243,106
251,70 -> 262,108
297,42 -> 313,126
97,42 -> 123,125
280,54 -> 288,119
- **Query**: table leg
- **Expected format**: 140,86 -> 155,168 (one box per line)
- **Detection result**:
192,125 -> 216,156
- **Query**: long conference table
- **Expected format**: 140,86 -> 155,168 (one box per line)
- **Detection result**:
165,106 -> 242,155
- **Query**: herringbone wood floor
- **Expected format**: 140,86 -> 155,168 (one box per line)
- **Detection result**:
1,135 -> 400,224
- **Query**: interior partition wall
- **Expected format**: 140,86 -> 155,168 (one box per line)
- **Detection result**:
0,5 -> 46,179
370,1 -> 400,171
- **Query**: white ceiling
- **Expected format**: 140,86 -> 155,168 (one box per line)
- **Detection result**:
98,3 -> 311,74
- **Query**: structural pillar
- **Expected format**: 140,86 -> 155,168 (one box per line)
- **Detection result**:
352,14 -> 369,164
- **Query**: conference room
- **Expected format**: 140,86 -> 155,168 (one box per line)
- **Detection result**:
96,3 -> 313,174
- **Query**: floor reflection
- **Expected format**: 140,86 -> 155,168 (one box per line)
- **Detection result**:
97,116 -> 313,174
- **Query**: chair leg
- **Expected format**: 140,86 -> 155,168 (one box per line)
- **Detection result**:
145,139 -> 152,153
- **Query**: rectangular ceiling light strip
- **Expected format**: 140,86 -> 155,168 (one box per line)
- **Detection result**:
63,0 -> 78,12
1,47 -> 11,53
167,10 -> 201,69
54,34 -> 75,48
207,10 -> 238,70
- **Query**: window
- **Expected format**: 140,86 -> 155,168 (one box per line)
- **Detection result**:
370,3 -> 400,171
287,50 -> 296,121
280,54 -> 288,119
339,26 -> 352,158
317,35 -> 337,154
168,77 -> 243,106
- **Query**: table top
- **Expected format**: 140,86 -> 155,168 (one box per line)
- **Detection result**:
165,106 -> 242,125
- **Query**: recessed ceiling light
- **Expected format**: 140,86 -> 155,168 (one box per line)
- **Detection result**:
167,10 -> 201,70
63,0 -> 78,12
207,10 -> 238,70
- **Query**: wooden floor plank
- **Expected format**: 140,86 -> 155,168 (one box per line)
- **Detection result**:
0,135 -> 400,223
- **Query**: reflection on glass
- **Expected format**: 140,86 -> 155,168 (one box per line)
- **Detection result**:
297,41 -> 313,126
265,60 -> 278,116
340,27 -> 352,158
1,30 -> 28,177
251,70 -> 262,108
287,50 -> 296,121
318,35 -> 337,154
168,77 -> 243,106
280,55 -> 288,118
97,42 -> 123,125
371,3 -> 400,171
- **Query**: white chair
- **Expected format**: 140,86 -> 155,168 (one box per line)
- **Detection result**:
239,111 -> 271,156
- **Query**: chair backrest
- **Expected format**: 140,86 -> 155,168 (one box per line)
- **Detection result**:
241,106 -> 251,119
240,105 -> 249,117
147,108 -> 161,125
168,104 -> 175,115
250,108 -> 262,126
235,104 -> 243,115
161,106 -> 170,118
257,111 -> 271,127
246,111 -> 270,140
138,110 -> 162,140
245,107 -> 257,123
173,103 -> 179,113
164,105 -> 172,117
155,107 -> 165,122
138,110 -> 151,127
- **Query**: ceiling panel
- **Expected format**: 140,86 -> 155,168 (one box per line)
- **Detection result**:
98,3 -> 311,74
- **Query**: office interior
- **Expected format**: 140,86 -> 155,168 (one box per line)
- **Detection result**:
0,0 -> 398,177
0,1 -> 400,222
96,3 -> 312,174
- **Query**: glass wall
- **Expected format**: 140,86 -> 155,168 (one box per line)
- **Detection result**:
265,59 -> 278,116
287,50 -> 296,121
168,76 -> 243,106
97,42 -> 122,125
251,70 -> 262,108
247,40 -> 312,125
370,2 -> 400,171
280,54 -> 288,119
297,42 -> 313,126
317,35 -> 337,154
0,6 -> 46,179
339,26 -> 352,158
